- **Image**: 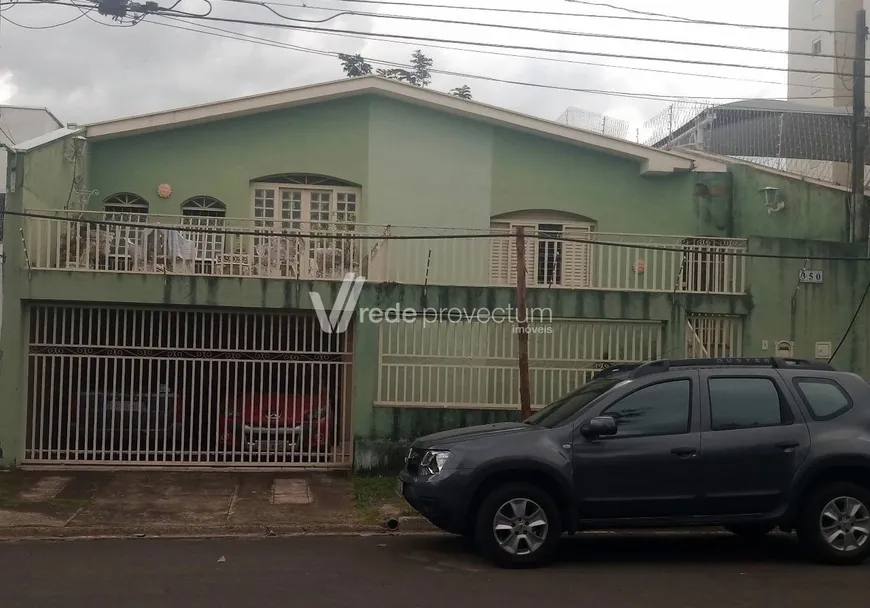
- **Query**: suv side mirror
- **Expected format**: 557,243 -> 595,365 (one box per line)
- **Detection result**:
581,416 -> 618,439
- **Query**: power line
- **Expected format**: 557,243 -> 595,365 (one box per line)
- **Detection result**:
144,16 -> 848,104
0,7 -> 88,27
8,209 -> 870,262
282,0 -> 854,34
3,0 -> 844,90
215,0 -> 859,62
159,13 -> 839,92
145,12 -> 856,78
564,0 -> 850,34
828,273 -> 870,363
2,2 -> 859,75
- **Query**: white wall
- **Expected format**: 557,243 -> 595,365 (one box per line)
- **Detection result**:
787,0 -> 870,107
0,106 -> 62,194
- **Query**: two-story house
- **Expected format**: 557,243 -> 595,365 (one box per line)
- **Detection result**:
2,76 -> 867,471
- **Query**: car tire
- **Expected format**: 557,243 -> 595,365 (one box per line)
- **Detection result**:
797,482 -> 870,565
474,482 -> 562,569
723,523 -> 775,540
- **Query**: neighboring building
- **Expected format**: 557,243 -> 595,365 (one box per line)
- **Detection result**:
786,0 -> 870,184
644,99 -> 862,186
1,76 -> 868,472
0,105 -> 64,200
557,107 -> 630,139
0,106 -> 63,338
787,0 -> 869,108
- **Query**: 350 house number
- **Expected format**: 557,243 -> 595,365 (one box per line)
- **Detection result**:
799,269 -> 824,283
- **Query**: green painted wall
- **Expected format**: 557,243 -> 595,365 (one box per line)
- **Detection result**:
489,129 -> 699,235
364,97 -> 494,285
729,164 -> 851,241
14,136 -> 78,212
87,97 -> 371,218
742,237 -> 870,376
366,98 -> 493,228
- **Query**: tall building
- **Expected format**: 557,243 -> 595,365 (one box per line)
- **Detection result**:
786,0 -> 870,184
788,0 -> 869,107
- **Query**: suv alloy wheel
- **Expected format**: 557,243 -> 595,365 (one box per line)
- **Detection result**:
798,482 -> 870,565
474,482 -> 562,568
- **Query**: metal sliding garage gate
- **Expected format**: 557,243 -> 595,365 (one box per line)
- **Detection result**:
24,305 -> 353,468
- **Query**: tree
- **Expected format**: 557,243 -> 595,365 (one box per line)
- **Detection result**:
375,67 -> 413,83
450,85 -> 473,100
338,50 -> 472,99
409,50 -> 433,87
338,53 -> 372,77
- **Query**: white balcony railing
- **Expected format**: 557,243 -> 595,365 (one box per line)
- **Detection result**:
21,210 -> 748,294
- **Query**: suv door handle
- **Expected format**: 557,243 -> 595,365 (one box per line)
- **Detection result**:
775,441 -> 800,450
670,447 -> 697,458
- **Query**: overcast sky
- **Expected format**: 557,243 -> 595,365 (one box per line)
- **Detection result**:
0,0 -> 790,139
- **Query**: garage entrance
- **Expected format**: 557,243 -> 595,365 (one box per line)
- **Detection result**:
24,305 -> 353,468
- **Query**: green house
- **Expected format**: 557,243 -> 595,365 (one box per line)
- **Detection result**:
1,76 -> 867,471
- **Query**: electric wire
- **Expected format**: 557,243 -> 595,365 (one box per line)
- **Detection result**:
291,0 -> 855,34
6,209 -> 870,262
0,1 -> 863,76
143,16 -> 849,103
153,12 -> 841,92
828,273 -> 870,363
214,0 -> 856,62
134,12 -> 858,78
565,0 -> 848,34
6,0 -> 845,91
0,7 -> 87,27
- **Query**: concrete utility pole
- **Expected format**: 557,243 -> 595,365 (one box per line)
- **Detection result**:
851,9 -> 868,243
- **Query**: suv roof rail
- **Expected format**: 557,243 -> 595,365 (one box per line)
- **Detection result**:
620,357 -> 835,379
592,363 -> 640,379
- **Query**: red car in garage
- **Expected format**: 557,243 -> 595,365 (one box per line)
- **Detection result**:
218,392 -> 335,456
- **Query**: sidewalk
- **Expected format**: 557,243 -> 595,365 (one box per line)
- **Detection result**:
0,470 -> 430,539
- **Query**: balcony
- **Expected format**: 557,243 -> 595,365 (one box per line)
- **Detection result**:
21,210 -> 747,295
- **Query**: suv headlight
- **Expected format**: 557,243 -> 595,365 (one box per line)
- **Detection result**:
419,450 -> 450,475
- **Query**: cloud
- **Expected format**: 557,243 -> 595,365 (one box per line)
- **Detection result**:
0,0 -> 789,131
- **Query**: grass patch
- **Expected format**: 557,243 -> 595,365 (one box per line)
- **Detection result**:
352,474 -> 415,524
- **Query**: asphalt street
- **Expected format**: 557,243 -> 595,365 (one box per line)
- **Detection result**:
0,533 -> 867,607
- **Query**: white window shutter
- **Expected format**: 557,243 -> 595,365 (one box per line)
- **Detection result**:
562,224 -> 593,288
490,222 -> 535,286
509,223 -> 537,286
489,222 -> 512,286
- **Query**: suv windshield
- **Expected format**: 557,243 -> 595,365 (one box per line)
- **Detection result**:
525,377 -> 626,428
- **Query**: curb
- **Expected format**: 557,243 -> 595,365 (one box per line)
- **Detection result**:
0,516 -> 440,541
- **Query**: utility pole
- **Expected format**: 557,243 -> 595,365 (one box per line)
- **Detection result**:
851,9 -> 867,243
515,227 -> 532,421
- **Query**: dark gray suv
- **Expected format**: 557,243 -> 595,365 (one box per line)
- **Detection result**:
397,358 -> 870,568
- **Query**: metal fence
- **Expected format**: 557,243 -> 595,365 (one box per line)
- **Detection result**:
25,305 -> 353,467
22,210 -> 748,295
376,319 -> 664,409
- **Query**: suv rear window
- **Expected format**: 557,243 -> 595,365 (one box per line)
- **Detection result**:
793,378 -> 852,421
708,377 -> 790,430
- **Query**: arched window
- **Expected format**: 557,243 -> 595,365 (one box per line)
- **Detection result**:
104,193 -> 149,215
181,196 -> 226,218
181,196 -> 227,262
250,175 -> 360,233
103,193 -> 150,267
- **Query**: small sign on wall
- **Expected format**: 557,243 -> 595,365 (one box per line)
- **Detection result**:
799,269 -> 824,283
